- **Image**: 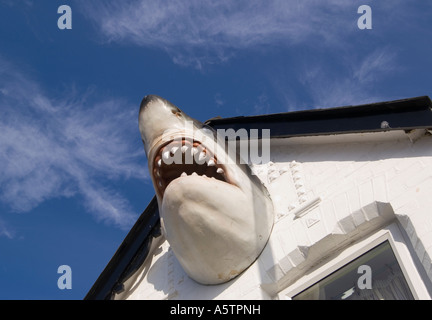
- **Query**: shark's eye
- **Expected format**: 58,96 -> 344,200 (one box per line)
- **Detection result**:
171,108 -> 182,117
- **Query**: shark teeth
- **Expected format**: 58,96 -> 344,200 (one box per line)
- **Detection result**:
162,150 -> 171,160
198,151 -> 207,162
153,138 -> 228,197
170,146 -> 179,154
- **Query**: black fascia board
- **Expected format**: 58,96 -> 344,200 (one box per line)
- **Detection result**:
205,96 -> 432,138
84,95 -> 432,300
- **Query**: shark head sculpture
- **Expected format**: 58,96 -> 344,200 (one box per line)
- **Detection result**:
139,95 -> 274,285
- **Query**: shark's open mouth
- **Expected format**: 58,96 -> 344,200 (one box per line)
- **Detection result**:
152,138 -> 230,198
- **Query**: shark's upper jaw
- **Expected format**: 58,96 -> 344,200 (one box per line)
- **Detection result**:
151,137 -> 232,200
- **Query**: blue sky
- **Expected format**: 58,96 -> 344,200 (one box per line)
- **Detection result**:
0,0 -> 431,299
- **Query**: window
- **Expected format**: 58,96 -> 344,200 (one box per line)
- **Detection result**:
278,222 -> 432,300
292,241 -> 413,300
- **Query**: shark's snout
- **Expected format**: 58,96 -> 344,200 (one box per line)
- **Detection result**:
140,95 -> 182,117
139,95 -> 186,156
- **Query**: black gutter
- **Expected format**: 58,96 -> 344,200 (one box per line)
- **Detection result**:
85,95 -> 432,300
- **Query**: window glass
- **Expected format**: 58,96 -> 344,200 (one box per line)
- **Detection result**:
293,241 -> 414,300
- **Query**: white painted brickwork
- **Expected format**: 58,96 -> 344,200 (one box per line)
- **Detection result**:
116,129 -> 432,300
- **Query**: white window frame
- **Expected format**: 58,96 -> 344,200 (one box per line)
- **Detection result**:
277,222 -> 432,300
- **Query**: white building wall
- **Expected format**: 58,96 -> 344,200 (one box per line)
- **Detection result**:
116,129 -> 432,300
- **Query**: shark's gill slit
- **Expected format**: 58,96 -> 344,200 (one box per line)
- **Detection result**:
153,138 -> 229,197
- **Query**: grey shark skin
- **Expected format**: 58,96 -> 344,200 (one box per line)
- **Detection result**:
139,95 -> 274,285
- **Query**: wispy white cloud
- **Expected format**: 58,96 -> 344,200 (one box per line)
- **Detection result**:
353,48 -> 397,85
252,93 -> 271,115
306,48 -> 399,108
76,0 -> 411,111
268,45 -> 401,111
77,0 -> 355,68
0,219 -> 14,239
213,93 -> 225,108
0,0 -> 33,7
0,57 -> 147,230
76,0 -> 420,112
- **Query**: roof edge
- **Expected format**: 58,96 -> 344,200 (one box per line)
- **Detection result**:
205,96 -> 432,139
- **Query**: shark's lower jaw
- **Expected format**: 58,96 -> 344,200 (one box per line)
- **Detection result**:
160,173 -> 267,285
152,138 -> 233,199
